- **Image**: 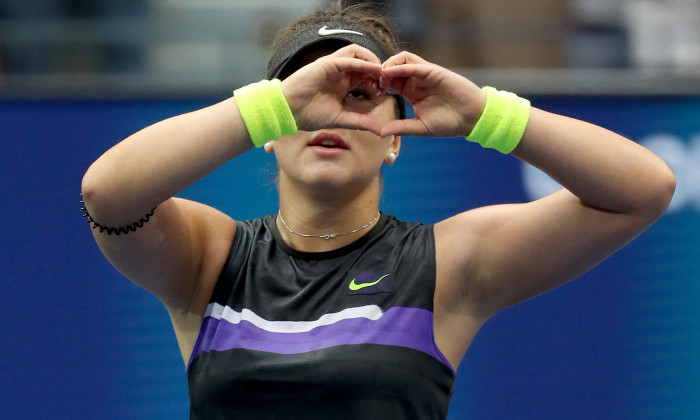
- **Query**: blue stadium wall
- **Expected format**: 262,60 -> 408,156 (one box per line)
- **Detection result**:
1,95 -> 698,419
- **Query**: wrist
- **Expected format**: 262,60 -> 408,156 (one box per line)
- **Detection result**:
233,79 -> 298,148
465,86 -> 531,154
463,88 -> 488,135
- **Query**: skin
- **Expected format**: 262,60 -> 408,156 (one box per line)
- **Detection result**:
81,44 -> 675,369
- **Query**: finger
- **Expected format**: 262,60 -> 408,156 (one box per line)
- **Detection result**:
334,112 -> 382,136
380,118 -> 428,138
380,63 -> 442,96
381,63 -> 436,80
379,71 -> 402,93
325,57 -> 383,80
379,63 -> 434,92
331,44 -> 382,65
360,76 -> 382,98
382,51 -> 429,69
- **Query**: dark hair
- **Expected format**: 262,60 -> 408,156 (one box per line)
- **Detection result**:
271,1 -> 401,62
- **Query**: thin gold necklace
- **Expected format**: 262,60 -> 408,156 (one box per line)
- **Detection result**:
277,211 -> 380,240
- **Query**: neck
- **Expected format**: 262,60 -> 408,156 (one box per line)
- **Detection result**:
276,176 -> 382,252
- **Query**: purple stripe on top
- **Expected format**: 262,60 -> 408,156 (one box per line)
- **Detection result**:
188,306 -> 453,371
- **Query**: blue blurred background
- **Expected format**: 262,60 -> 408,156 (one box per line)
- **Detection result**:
1,1 -> 699,419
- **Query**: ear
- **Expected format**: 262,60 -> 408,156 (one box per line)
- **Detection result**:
384,135 -> 401,164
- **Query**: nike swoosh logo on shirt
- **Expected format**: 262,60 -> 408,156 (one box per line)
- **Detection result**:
349,274 -> 390,291
318,26 -> 364,37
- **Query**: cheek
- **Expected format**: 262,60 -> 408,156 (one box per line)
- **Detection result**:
346,96 -> 396,122
270,139 -> 300,172
371,98 -> 399,125
358,132 -> 394,164
274,132 -> 308,154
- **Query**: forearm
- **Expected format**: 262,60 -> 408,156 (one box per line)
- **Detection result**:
512,107 -> 675,215
81,97 -> 253,225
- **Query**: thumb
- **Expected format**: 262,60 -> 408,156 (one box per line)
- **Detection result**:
334,112 -> 382,136
380,118 -> 427,138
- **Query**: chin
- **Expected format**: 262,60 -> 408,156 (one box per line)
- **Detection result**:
306,170 -> 351,188
306,167 -> 377,194
280,160 -> 378,194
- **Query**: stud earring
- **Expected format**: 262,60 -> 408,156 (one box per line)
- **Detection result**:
388,152 -> 397,163
264,141 -> 274,153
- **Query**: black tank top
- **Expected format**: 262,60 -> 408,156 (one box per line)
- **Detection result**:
187,213 -> 455,419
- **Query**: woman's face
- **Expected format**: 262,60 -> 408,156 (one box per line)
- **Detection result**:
270,47 -> 400,194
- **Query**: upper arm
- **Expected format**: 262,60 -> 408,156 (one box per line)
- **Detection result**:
90,197 -> 236,316
435,189 -> 657,319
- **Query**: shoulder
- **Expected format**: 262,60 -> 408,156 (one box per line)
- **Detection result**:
165,198 -> 239,312
210,213 -> 272,271
202,214 -> 278,304
379,213 -> 431,241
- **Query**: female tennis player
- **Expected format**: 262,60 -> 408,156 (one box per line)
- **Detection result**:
81,3 -> 675,419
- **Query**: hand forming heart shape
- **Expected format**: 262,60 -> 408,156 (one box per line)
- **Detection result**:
281,44 -> 487,139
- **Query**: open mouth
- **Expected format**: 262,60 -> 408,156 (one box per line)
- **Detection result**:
308,132 -> 349,150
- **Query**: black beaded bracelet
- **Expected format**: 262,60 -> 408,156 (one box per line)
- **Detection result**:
80,193 -> 157,236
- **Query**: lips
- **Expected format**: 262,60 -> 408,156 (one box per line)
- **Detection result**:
308,132 -> 349,150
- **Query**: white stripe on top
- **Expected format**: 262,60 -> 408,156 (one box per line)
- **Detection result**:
204,302 -> 384,334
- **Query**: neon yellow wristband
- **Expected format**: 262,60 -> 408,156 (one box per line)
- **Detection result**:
466,86 -> 531,154
233,79 -> 298,148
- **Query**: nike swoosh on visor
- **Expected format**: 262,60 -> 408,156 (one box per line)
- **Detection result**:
318,26 -> 364,37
